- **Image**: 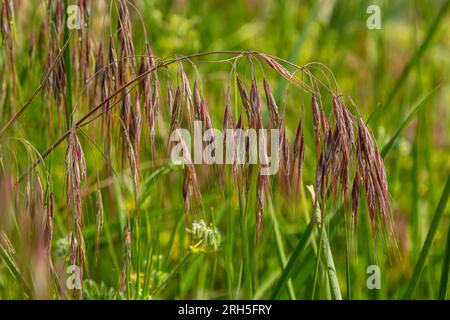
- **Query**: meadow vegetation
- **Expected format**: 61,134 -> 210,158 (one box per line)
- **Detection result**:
0,0 -> 449,300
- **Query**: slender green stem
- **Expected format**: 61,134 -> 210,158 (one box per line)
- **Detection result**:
344,214 -> 352,300
134,215 -> 141,299
152,251 -> 192,296
241,206 -> 252,298
311,219 -> 324,299
271,221 -> 314,299
103,218 -> 120,282
238,181 -> 252,298
321,225 -> 342,300
404,174 -> 450,299
63,0 -> 73,130
268,199 -> 296,299
0,241 -> 30,294
142,218 -> 158,298
307,187 -> 342,300
381,89 -> 437,158
439,212 -> 450,299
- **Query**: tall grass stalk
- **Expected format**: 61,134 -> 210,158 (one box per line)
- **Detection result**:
63,0 -> 73,130
308,187 -> 342,300
311,217 -> 324,299
271,221 -> 314,299
268,198 -> 296,299
344,212 -> 352,300
439,216 -> 450,299
238,182 -> 252,298
404,174 -> 450,298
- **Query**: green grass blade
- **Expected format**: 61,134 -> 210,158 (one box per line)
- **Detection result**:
439,216 -> 450,299
306,186 -> 342,300
344,213 -> 352,300
0,241 -> 30,294
311,220 -> 324,299
268,198 -> 296,300
152,251 -> 193,296
404,174 -> 450,299
372,0 -> 449,121
321,224 -> 342,300
63,0 -> 73,130
271,221 -> 314,299
381,88 -> 437,158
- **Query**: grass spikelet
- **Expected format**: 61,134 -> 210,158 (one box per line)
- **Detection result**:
279,120 -> 291,179
351,172 -> 360,222
122,115 -> 140,197
178,132 -> 200,227
168,86 -> 181,148
311,95 -> 322,157
117,0 -> 135,62
258,53 -> 311,91
45,2 -> 68,126
181,68 -> 193,122
222,86 -> 236,179
77,0 -> 91,83
108,36 -> 120,91
356,118 -> 394,241
131,93 -> 142,175
0,0 -> 17,104
65,128 -> 87,278
193,82 -> 202,121
147,44 -> 160,131
263,79 -> 281,127
256,175 -> 266,242
0,172 -> 13,229
54,0 -> 64,37
234,114 -> 243,173
139,44 -> 157,159
292,120 -> 305,192
236,77 -> 252,126
201,97 -> 216,155
223,86 -> 235,131
44,193 -> 54,257
328,96 -> 352,200
97,45 -> 113,158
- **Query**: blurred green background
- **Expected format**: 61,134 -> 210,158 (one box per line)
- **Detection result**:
0,0 -> 449,300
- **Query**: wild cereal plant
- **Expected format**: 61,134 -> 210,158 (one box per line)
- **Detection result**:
0,0 -> 403,300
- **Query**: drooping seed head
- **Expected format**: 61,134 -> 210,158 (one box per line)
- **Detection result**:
292,120 -> 305,191
236,77 -> 252,126
263,79 -> 281,128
